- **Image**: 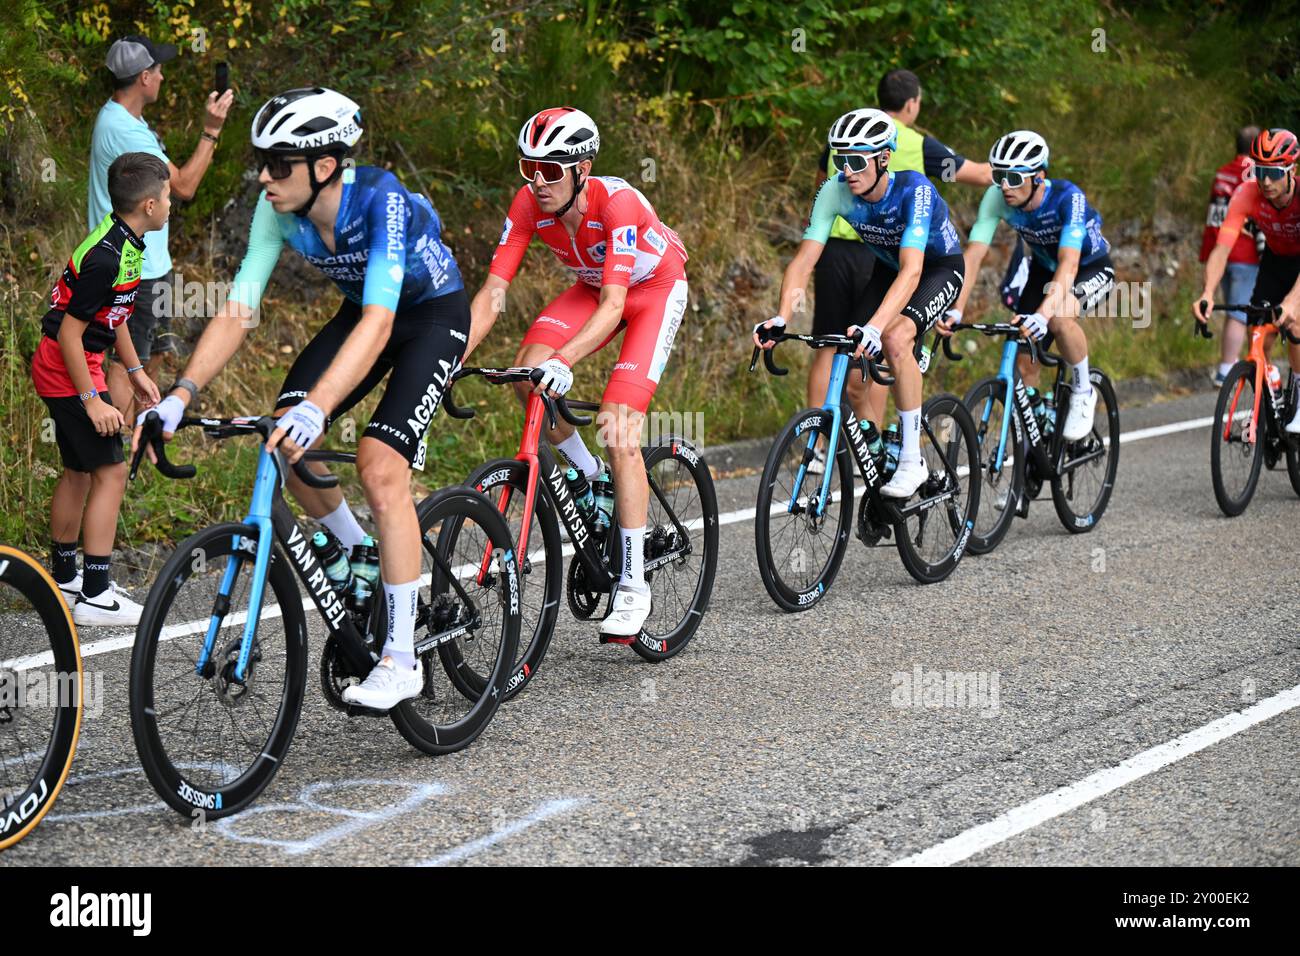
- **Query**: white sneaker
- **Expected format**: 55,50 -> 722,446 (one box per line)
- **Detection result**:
805,447 -> 827,475
55,571 -> 82,610
341,657 -> 423,710
1062,387 -> 1098,441
880,458 -> 928,499
599,583 -> 652,641
74,582 -> 143,627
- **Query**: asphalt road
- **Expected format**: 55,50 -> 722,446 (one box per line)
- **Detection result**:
3,382 -> 1298,866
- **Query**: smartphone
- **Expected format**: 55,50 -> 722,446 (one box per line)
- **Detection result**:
215,62 -> 229,96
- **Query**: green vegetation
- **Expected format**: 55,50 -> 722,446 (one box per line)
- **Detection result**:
1,0 -> 1297,553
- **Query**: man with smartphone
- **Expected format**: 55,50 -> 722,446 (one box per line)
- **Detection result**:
90,35 -> 234,429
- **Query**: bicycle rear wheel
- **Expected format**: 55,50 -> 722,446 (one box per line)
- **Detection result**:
1210,361 -> 1264,517
390,486 -> 520,755
893,393 -> 980,584
754,408 -> 853,612
0,546 -> 82,849
1051,370 -> 1120,532
629,437 -> 719,662
962,376 -> 1023,555
129,523 -> 308,819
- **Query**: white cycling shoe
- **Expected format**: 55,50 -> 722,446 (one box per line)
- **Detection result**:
1062,387 -> 1098,441
805,447 -> 827,476
1285,402 -> 1300,435
599,583 -> 652,644
881,458 -> 928,499
73,582 -> 143,627
341,657 -> 423,710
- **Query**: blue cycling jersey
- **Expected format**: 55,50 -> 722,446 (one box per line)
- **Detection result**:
968,179 -> 1110,270
803,169 -> 962,269
230,165 -> 463,314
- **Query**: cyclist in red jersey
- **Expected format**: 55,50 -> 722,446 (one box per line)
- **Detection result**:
1195,127 -> 1300,433
466,107 -> 689,640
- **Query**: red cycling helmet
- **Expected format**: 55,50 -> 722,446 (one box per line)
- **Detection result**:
1250,128 -> 1299,166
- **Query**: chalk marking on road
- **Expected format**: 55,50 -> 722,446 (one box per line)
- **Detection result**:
890,682 -> 1300,867
18,409 -> 1222,670
419,797 -> 587,866
44,762 -> 234,823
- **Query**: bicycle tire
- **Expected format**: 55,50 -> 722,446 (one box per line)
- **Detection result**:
1051,370 -> 1120,533
1210,361 -> 1264,517
0,546 -> 82,849
962,376 -> 1023,555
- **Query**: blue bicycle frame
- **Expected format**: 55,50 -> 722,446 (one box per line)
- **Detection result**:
790,351 -> 853,518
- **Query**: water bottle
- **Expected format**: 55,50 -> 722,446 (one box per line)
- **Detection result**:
1028,386 -> 1046,429
565,467 -> 595,518
1041,390 -> 1057,436
859,420 -> 885,463
310,530 -> 353,596
881,424 -> 901,479
349,535 -> 381,612
917,342 -> 933,375
1266,363 -> 1282,397
591,465 -> 614,531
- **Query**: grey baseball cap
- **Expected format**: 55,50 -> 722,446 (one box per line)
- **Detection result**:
105,35 -> 178,80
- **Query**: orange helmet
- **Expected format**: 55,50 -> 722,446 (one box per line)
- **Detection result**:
1250,128 -> 1299,166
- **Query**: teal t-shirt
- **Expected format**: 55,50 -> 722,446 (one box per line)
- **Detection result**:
88,100 -> 172,279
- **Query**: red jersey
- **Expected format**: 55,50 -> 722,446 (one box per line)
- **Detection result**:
1218,179 -> 1300,259
1200,156 -> 1259,264
490,176 -> 687,288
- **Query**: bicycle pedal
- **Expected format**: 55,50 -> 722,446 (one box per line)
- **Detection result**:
343,703 -> 392,719
598,632 -> 637,646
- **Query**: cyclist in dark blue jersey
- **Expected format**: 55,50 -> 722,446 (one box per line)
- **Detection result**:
755,109 -> 964,499
945,130 -> 1115,441
134,87 -> 469,710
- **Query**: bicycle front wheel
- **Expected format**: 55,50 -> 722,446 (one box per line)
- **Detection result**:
390,486 -> 521,756
962,376 -> 1023,555
1210,361 -> 1264,517
0,546 -> 82,849
129,523 -> 308,819
754,408 -> 854,612
893,393 -> 980,584
1051,370 -> 1120,532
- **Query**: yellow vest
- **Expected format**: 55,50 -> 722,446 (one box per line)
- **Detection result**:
825,119 -> 926,242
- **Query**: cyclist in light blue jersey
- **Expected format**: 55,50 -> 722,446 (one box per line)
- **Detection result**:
945,131 -> 1115,441
135,87 -> 470,711
755,109 -> 965,499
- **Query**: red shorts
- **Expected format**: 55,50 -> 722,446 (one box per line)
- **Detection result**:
521,277 -> 688,413
32,336 -> 107,399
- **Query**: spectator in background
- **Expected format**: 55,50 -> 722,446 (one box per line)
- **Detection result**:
1201,125 -> 1261,385
90,34 -> 233,427
804,69 -> 992,472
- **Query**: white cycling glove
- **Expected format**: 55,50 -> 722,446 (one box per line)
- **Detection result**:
139,394 -> 185,436
944,308 -> 962,326
1019,312 -> 1049,342
753,315 -> 785,342
275,400 -> 326,450
535,356 -> 573,397
849,324 -> 883,359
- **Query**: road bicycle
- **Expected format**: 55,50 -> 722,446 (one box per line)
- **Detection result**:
127,412 -> 520,819
1197,303 -> 1300,516
432,366 -> 718,698
0,546 -> 82,849
750,329 -> 980,610
944,322 -> 1120,553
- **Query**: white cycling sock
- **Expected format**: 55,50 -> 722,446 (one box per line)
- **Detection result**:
556,432 -> 600,479
381,579 -> 420,670
320,499 -> 366,551
898,408 -> 922,464
1071,356 -> 1091,394
620,526 -> 645,588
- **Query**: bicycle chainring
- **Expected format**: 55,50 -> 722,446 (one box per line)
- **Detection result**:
319,636 -> 360,713
567,555 -> 602,619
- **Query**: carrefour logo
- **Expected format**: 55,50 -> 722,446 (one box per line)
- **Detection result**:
612,225 -> 637,257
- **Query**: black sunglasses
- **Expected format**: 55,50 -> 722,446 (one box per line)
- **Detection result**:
255,150 -> 310,181
1254,164 -> 1290,182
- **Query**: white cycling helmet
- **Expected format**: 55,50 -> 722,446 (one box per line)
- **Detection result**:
252,87 -> 363,155
989,130 -> 1050,171
828,108 -> 897,153
517,107 -> 600,160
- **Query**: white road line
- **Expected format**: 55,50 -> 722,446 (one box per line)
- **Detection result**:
29,408 -> 1219,669
890,683 -> 1300,867
419,797 -> 586,866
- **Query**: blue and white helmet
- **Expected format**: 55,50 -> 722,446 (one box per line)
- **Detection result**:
828,108 -> 897,153
989,130 -> 1049,172
252,87 -> 363,154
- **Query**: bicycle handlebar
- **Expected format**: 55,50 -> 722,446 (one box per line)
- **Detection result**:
1201,302 -> 1299,344
130,412 -> 342,488
448,367 -> 594,431
942,321 -> 1048,365
749,329 -> 895,386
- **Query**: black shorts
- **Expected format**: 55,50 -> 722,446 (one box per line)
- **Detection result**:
862,254 -> 965,338
41,393 -> 125,473
1016,255 -> 1116,316
276,290 -> 470,470
812,238 -> 876,335
1251,249 -> 1300,308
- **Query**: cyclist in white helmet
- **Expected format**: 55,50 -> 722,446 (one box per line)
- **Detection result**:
135,87 -> 469,710
944,130 -> 1115,441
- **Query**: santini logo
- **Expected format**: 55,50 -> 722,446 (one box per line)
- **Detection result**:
50,886 -> 151,936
